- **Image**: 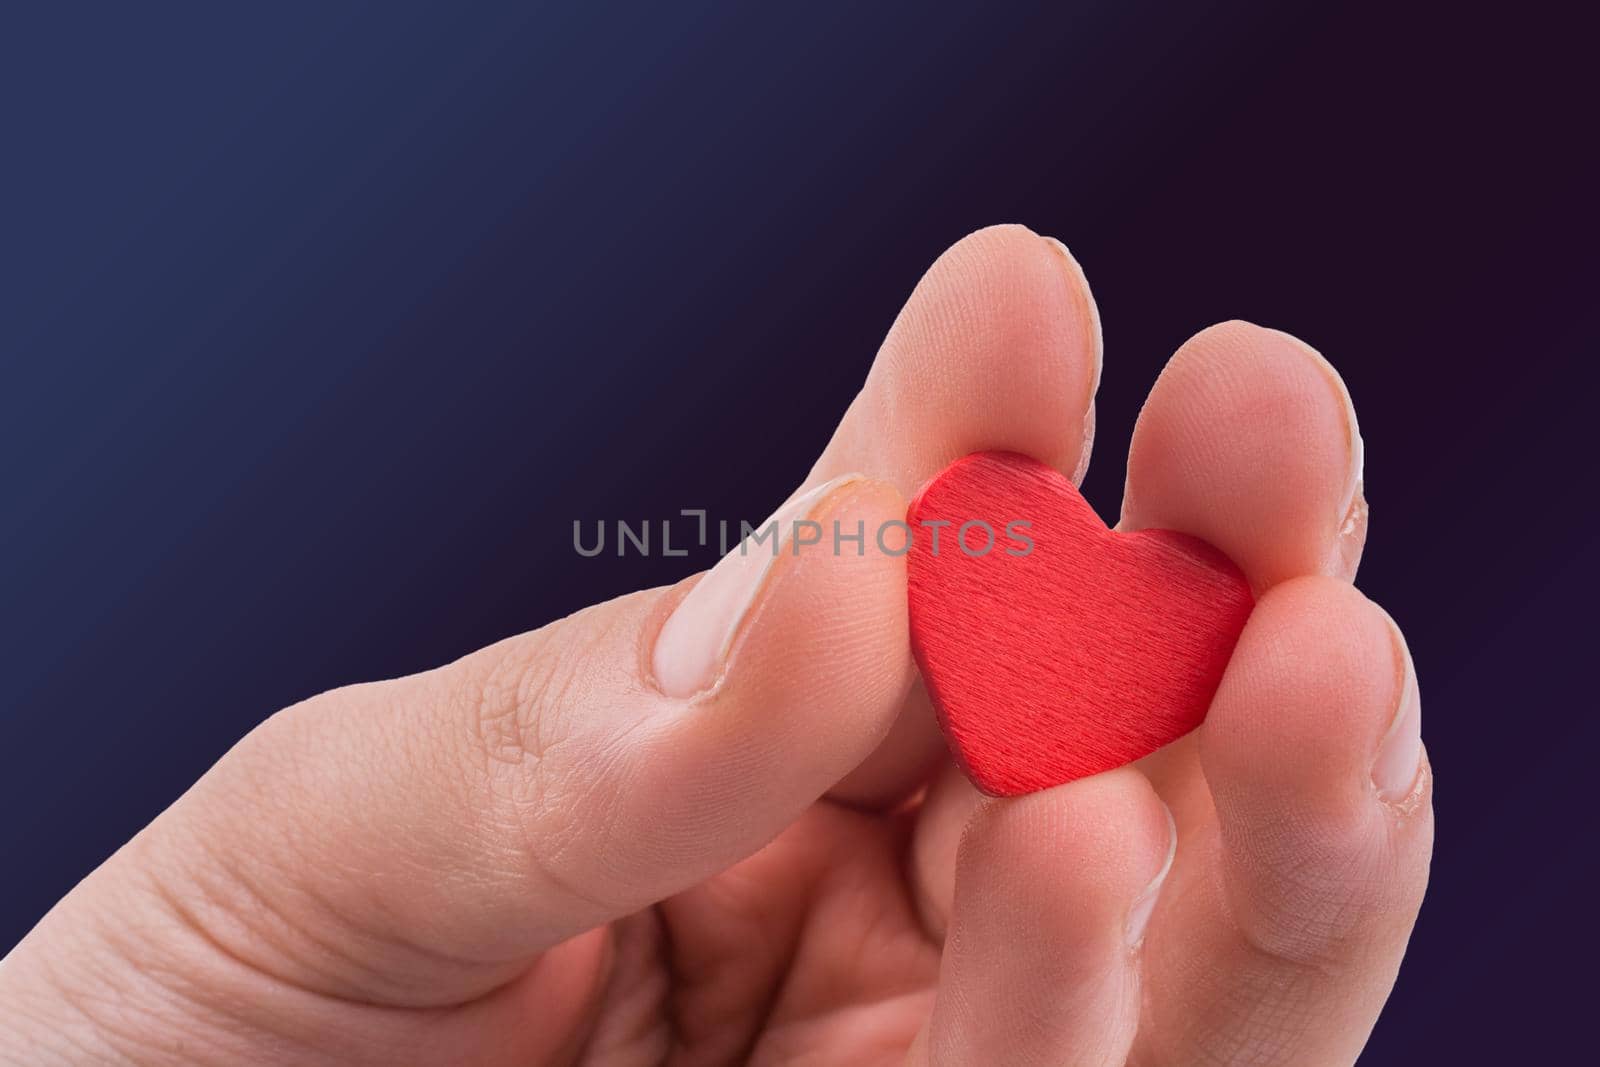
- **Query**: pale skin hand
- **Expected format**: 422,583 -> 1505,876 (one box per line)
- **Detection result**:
0,226 -> 1431,1066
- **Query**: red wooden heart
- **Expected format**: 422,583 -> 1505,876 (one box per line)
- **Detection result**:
907,451 -> 1254,796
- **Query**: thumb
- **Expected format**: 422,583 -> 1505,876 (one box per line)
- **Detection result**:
18,475 -> 912,1015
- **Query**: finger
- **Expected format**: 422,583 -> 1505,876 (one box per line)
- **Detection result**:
811,224 -> 1104,803
910,769 -> 1175,1067
808,224 -> 1102,493
1135,577 -> 1431,1065
17,477 -> 913,1061
1121,319 -> 1366,588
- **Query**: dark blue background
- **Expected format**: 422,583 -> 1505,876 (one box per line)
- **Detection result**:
2,3 -> 1593,1061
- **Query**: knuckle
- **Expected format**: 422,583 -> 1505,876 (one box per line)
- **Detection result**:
463,629 -> 566,770
1227,804 -> 1413,971
446,604 -> 641,916
456,602 -> 623,773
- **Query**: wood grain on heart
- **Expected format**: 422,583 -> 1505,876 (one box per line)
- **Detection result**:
907,451 -> 1255,797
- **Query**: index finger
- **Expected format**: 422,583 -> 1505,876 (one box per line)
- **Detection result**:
805,224 -> 1104,802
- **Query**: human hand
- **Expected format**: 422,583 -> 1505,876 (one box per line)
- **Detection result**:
0,226 -> 1430,1065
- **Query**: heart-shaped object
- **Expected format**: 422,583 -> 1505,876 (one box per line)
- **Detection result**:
907,451 -> 1255,796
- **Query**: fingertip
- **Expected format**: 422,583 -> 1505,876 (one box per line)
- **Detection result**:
926,768 -> 1170,1065
1123,320 -> 1363,589
1202,577 -> 1399,809
823,223 -> 1102,494
956,768 -> 1174,933
717,475 -> 911,714
650,475 -> 908,698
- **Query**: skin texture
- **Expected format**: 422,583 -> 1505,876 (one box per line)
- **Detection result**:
0,225 -> 1431,1066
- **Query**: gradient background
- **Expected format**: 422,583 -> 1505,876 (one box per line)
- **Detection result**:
2,2 -> 1593,1062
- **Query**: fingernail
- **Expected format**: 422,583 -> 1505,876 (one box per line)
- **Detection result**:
1127,801 -> 1177,949
1071,403 -> 1096,487
652,474 -> 862,698
1280,331 -> 1364,515
1372,611 -> 1422,802
1333,481 -> 1368,578
1274,330 -> 1367,578
1043,236 -> 1102,483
